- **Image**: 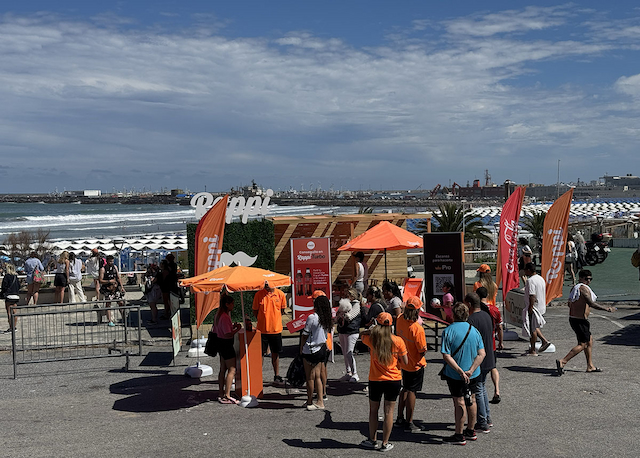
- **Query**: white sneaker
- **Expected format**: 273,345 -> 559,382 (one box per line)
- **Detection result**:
349,374 -> 360,383
339,373 -> 352,382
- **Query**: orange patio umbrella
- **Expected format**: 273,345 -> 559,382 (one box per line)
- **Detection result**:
181,265 -> 291,402
337,220 -> 423,279
181,265 -> 292,327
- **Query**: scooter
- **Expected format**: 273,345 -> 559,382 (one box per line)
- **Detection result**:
584,233 -> 610,266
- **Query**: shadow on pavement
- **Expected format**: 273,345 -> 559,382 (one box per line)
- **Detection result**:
110,374 -> 214,412
282,438 -> 361,450
600,324 -> 640,347
620,312 -> 640,321
140,351 -> 175,366
504,365 -> 558,376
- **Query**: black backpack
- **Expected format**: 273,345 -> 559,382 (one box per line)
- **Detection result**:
286,355 -> 306,388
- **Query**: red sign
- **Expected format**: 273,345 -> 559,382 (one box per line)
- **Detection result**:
496,186 -> 526,297
291,237 -> 332,320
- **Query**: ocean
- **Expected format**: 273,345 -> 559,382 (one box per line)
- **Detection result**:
0,201 -> 368,241
1,201 -> 637,301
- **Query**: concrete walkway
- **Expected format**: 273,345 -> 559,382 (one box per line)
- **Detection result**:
0,298 -> 639,457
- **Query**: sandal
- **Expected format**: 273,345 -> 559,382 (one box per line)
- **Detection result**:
218,396 -> 237,405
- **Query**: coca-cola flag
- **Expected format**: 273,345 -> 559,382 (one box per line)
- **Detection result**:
496,186 -> 526,297
542,188 -> 574,304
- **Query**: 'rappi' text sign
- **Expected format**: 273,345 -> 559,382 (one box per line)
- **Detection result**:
291,237 -> 332,320
190,190 -> 273,223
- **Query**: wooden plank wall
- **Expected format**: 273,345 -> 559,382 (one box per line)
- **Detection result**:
271,213 -> 430,287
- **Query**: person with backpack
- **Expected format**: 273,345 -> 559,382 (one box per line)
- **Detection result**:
2,264 -> 21,332
336,288 -> 362,383
300,295 -> 333,411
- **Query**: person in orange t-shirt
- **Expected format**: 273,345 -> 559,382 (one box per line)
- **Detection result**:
359,312 -> 408,452
473,264 -> 498,307
395,296 -> 427,432
253,282 -> 287,383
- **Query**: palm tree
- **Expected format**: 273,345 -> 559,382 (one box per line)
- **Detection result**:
358,206 -> 374,214
520,210 -> 546,252
414,202 -> 492,244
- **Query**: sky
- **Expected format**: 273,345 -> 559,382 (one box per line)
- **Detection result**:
1,1 -> 640,194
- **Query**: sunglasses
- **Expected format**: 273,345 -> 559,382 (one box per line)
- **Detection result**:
585,277 -> 593,281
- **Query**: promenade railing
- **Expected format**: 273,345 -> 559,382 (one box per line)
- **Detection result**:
9,300 -> 142,378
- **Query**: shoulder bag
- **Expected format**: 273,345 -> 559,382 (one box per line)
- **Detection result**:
438,323 -> 473,380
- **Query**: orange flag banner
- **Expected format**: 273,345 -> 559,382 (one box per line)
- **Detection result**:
541,188 -> 574,304
194,194 -> 229,328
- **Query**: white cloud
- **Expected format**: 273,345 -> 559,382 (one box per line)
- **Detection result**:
0,6 -> 639,193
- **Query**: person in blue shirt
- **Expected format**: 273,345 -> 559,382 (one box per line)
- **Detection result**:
441,302 -> 485,445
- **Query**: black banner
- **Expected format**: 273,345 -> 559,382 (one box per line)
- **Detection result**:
423,232 -> 465,312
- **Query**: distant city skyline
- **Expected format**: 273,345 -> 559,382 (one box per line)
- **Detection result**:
2,2 -> 640,193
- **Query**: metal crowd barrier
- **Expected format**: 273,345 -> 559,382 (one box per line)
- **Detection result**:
9,300 -> 142,378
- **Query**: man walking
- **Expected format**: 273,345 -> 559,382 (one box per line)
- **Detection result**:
523,263 -> 552,356
253,281 -> 287,383
465,292 -> 495,433
556,270 -> 615,375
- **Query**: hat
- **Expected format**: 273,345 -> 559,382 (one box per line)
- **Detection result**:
312,290 -> 326,299
405,296 -> 423,310
522,246 -> 533,255
477,264 -> 491,273
376,312 -> 393,326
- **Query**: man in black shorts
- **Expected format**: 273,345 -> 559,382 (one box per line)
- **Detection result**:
556,270 -> 615,375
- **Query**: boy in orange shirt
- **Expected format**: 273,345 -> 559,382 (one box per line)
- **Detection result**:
360,313 -> 408,452
395,296 -> 427,432
253,281 -> 287,383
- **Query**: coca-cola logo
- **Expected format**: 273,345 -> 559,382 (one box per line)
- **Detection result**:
502,219 -> 518,273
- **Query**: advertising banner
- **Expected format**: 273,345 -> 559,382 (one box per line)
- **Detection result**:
291,237 -> 332,320
423,232 -> 465,307
495,186 -> 526,298
542,188 -> 574,304
504,288 -> 525,328
194,194 -> 228,328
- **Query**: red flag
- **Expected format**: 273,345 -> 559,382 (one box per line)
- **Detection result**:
496,186 -> 526,296
194,194 -> 228,328
542,188 -> 573,304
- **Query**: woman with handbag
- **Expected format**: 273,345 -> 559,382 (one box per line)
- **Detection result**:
2,263 -> 21,332
441,302 -> 486,445
300,295 -> 333,411
214,294 -> 242,404
24,252 -> 45,305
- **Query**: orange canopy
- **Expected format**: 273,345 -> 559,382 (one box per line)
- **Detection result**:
181,265 -> 292,294
337,221 -> 423,251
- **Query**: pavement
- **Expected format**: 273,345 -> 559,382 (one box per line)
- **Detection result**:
1,299 -> 639,457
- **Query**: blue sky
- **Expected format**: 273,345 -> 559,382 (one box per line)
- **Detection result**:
1,1 -> 640,194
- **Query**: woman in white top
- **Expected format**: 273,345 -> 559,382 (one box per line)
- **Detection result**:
67,252 -> 86,303
382,280 -> 403,318
565,234 -> 578,286
352,252 -> 367,295
300,295 -> 333,410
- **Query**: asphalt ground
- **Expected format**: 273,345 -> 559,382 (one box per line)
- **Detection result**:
1,301 -> 639,458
